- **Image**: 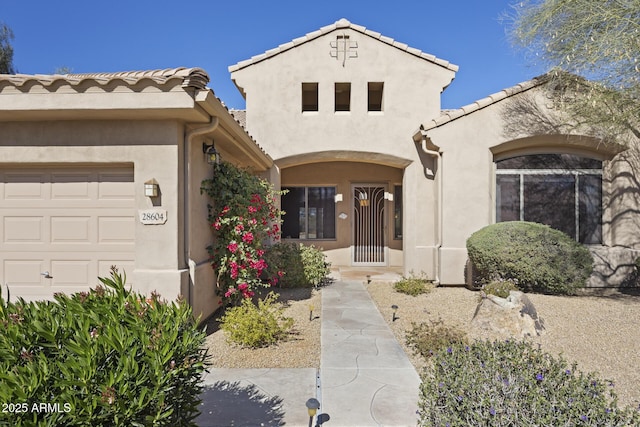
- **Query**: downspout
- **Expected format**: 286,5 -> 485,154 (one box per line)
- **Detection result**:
184,117 -> 219,308
418,131 -> 442,285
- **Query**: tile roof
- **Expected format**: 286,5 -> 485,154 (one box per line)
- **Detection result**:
229,18 -> 458,73
0,67 -> 210,91
229,109 -> 247,129
421,75 -> 547,131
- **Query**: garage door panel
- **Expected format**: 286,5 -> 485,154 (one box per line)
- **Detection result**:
98,261 -> 135,284
98,216 -> 135,243
51,216 -> 91,242
99,172 -> 136,200
3,173 -> 45,199
51,260 -> 91,286
4,216 -> 44,242
4,260 -> 45,286
51,175 -> 92,199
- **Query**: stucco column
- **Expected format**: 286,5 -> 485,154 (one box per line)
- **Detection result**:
402,161 -> 438,280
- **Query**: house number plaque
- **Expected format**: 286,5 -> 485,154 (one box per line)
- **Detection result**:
139,209 -> 167,225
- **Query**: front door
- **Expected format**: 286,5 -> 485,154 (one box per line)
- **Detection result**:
352,185 -> 386,265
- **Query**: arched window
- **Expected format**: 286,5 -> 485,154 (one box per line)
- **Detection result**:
496,154 -> 602,244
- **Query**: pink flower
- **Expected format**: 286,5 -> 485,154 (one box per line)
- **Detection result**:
235,224 -> 244,234
242,232 -> 254,244
213,221 -> 221,230
248,206 -> 257,214
257,249 -> 265,257
238,283 -> 248,291
227,242 -> 238,253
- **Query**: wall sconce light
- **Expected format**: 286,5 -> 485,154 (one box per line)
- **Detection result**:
202,141 -> 220,165
384,191 -> 394,201
391,304 -> 399,322
144,179 -> 159,198
334,193 -> 343,203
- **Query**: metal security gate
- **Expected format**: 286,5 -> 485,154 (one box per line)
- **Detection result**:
352,185 -> 386,265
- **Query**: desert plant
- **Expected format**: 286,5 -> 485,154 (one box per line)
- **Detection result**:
483,277 -> 520,298
0,267 -> 208,427
393,274 -> 435,296
219,292 -> 293,348
467,221 -> 593,295
418,340 -> 640,426
263,242 -> 330,288
405,318 -> 467,359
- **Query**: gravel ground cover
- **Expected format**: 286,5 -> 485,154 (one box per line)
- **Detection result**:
201,279 -> 640,409
202,287 -> 321,368
366,282 -> 640,409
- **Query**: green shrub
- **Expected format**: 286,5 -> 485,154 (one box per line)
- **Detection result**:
393,275 -> 435,296
0,267 -> 208,427
264,242 -> 330,288
405,318 -> 467,359
483,278 -> 520,298
467,221 -> 593,295
219,292 -> 293,348
418,340 -> 639,426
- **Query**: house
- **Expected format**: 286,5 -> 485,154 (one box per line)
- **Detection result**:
230,18 -> 640,287
1,20 -> 637,320
0,68 -> 274,319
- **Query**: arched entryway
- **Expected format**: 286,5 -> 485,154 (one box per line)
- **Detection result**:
276,151 -> 410,267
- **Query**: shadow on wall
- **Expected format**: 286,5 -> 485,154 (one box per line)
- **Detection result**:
196,381 -> 285,427
498,80 -> 640,289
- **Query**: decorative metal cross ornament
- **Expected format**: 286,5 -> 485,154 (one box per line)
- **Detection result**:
330,34 -> 358,66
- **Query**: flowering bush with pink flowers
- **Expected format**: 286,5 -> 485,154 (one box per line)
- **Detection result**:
201,162 -> 284,304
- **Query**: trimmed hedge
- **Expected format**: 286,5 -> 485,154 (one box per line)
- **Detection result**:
467,221 -> 593,295
0,267 -> 209,427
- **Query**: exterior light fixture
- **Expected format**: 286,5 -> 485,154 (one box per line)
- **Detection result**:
306,398 -> 320,427
144,179 -> 159,198
202,141 -> 220,165
309,304 -> 315,321
392,304 -> 399,322
366,274 -> 371,284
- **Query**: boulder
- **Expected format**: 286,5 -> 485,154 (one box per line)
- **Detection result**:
470,291 -> 544,341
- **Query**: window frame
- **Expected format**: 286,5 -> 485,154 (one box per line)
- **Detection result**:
367,82 -> 384,112
496,156 -> 603,244
281,185 -> 337,240
334,82 -> 351,112
301,82 -> 319,112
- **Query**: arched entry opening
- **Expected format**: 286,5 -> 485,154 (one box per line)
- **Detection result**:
277,152 -> 410,267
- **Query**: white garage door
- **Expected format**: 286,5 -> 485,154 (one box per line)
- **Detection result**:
0,165 -> 135,301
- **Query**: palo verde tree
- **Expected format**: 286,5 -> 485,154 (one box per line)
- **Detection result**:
0,22 -> 15,74
506,0 -> 640,144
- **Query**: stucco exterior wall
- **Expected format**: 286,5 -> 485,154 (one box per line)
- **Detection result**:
231,24 -> 456,278
424,88 -> 638,285
0,120 -> 189,299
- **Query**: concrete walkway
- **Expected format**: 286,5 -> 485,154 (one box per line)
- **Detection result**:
320,280 -> 420,426
196,275 -> 420,426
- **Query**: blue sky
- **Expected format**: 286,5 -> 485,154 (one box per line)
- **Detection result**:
2,0 -> 543,110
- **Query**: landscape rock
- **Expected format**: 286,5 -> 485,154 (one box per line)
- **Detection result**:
470,290 -> 544,341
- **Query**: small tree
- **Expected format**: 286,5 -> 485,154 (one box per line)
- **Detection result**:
0,22 -> 16,74
506,0 -> 639,143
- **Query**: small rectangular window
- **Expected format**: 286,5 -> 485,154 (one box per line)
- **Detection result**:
368,82 -> 384,112
334,82 -> 351,112
302,83 -> 318,112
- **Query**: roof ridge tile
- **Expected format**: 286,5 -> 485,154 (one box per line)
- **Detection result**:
228,19 -> 458,73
